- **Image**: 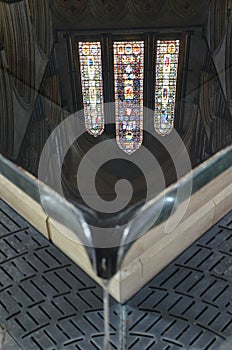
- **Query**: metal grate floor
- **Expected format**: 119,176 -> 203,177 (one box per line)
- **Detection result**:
0,199 -> 232,349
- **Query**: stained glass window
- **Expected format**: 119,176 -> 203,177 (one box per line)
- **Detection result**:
79,42 -> 104,137
113,41 -> 144,154
154,40 -> 180,136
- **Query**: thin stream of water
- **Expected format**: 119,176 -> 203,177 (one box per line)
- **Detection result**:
103,279 -> 110,350
120,305 -> 127,349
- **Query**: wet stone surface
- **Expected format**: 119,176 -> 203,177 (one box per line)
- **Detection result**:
0,199 -> 232,349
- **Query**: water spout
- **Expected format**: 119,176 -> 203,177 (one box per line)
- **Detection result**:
39,183 -> 176,279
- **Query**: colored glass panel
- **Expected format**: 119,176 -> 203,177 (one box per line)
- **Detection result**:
154,40 -> 180,136
79,42 -> 104,137
114,41 -> 144,154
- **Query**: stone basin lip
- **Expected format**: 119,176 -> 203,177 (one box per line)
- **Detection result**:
0,145 -> 232,302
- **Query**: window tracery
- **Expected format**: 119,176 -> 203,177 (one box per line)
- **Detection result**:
75,36 -> 182,153
113,41 -> 144,154
154,40 -> 180,136
79,41 -> 104,137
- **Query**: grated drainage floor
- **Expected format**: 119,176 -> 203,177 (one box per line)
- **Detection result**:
0,199 -> 232,350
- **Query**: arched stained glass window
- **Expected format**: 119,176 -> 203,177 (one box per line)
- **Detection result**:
154,40 -> 180,136
78,42 -> 104,137
113,41 -> 144,155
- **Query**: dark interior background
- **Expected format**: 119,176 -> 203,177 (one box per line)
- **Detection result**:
0,0 -> 231,207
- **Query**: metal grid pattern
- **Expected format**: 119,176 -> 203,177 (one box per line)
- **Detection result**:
0,199 -> 232,349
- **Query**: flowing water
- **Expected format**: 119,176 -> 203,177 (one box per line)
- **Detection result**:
120,305 -> 127,349
103,280 -> 110,350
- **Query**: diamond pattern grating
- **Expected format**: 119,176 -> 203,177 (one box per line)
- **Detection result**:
0,199 -> 232,349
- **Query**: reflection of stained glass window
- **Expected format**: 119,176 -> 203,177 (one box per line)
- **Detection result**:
114,41 -> 144,154
155,40 -> 180,136
79,42 -> 104,137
